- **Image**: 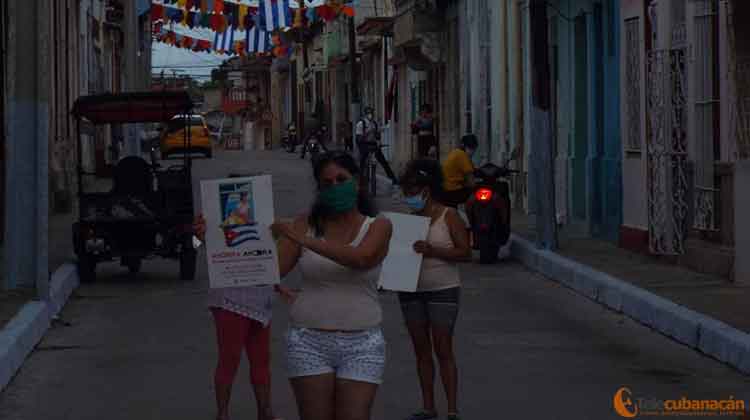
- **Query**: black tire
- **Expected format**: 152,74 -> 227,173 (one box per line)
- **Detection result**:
179,237 -> 197,281
478,234 -> 499,264
78,253 -> 97,283
124,257 -> 142,274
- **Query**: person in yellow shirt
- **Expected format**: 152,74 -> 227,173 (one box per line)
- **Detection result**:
440,135 -> 478,208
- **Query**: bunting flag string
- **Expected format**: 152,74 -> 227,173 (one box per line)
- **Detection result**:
155,27 -> 271,56
151,0 -> 355,32
258,0 -> 292,31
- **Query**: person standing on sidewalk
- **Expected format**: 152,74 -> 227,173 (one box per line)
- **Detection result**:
355,107 -> 399,186
411,105 -> 437,159
440,135 -> 478,208
192,219 -> 282,420
270,151 -> 393,420
397,159 -> 472,420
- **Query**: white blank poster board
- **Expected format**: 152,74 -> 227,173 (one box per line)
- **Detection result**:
379,212 -> 431,292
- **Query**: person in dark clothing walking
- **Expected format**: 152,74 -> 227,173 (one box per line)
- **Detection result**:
355,107 -> 398,186
412,104 -> 437,159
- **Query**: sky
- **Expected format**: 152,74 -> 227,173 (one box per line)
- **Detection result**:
151,27 -> 228,82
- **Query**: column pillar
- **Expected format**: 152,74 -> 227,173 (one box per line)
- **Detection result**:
3,0 -> 50,297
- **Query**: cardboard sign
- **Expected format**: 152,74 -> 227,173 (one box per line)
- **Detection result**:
200,175 -> 280,288
379,212 -> 431,292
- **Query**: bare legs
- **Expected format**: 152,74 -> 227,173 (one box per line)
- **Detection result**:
212,309 -> 275,420
291,374 -> 379,420
406,322 -> 458,414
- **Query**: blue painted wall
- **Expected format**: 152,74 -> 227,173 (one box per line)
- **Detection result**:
587,0 -> 622,242
551,0 -> 622,242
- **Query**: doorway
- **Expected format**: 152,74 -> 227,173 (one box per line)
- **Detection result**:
571,13 -> 588,222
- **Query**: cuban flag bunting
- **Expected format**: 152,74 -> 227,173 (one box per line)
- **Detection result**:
223,224 -> 261,247
259,0 -> 292,31
246,26 -> 271,53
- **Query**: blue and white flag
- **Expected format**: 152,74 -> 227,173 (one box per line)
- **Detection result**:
223,224 -> 261,247
259,0 -> 292,31
246,26 -> 271,53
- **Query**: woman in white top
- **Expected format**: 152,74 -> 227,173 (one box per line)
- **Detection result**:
271,151 -> 392,420
397,160 -> 471,420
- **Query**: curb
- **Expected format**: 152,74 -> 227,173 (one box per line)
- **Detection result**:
510,234 -> 750,375
0,263 -> 79,391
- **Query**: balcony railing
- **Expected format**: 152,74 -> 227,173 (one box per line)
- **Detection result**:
222,88 -> 251,114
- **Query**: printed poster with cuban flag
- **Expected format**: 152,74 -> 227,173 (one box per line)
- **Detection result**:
200,175 -> 280,289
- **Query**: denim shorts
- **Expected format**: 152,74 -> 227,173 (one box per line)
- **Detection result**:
286,327 -> 386,384
398,287 -> 461,332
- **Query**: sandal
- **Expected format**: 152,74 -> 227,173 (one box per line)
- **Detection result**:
404,411 -> 438,420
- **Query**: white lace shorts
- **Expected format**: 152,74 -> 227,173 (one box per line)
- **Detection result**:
286,327 -> 386,384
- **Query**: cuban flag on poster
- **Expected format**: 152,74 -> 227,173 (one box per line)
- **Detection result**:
259,0 -> 292,31
223,224 -> 261,247
246,26 -> 271,53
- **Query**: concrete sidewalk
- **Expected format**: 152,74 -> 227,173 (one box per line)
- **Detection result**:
1,179 -> 110,391
511,212 -> 750,374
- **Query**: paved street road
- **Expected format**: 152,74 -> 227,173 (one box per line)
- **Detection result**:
1,151 -> 747,420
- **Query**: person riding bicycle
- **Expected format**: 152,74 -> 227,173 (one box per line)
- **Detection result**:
440,134 -> 478,208
300,122 -> 330,159
355,107 -> 398,186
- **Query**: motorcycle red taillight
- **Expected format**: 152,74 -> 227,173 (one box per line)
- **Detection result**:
475,188 -> 493,202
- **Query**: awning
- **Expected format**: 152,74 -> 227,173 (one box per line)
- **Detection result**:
388,43 -> 436,71
357,17 -> 394,36
72,91 -> 194,124
360,39 -> 383,52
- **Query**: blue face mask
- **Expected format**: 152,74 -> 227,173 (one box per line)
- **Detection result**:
403,192 -> 427,212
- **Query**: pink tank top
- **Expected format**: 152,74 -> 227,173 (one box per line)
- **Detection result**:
418,209 -> 461,291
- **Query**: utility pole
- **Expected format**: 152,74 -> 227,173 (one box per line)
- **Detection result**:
529,0 -> 558,250
349,15 -> 360,130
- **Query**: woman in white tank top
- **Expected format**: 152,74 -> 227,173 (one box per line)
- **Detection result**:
270,152 -> 392,420
397,159 -> 472,420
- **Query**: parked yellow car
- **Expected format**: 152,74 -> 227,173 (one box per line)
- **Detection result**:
160,114 -> 212,159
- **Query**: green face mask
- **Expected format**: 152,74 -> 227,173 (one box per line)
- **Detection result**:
319,179 -> 358,213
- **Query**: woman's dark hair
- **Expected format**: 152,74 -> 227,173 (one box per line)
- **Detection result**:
309,151 -> 376,236
399,159 -> 444,198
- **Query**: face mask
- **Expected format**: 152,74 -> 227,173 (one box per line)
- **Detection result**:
366,113 -> 374,120
403,192 -> 427,212
319,180 -> 358,213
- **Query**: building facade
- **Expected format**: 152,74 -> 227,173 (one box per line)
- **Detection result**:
2,0 -> 152,292
618,0 -> 745,279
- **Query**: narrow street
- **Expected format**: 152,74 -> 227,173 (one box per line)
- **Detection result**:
0,150 -> 746,420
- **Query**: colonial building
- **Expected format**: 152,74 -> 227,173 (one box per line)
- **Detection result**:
2,0 -> 152,293
619,0 -> 748,280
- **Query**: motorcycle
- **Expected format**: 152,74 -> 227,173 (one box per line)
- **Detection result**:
465,162 -> 519,264
281,123 -> 298,153
303,136 -> 322,161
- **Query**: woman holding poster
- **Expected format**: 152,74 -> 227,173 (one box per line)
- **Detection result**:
397,160 -> 472,420
271,152 -> 393,420
193,215 -> 282,420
